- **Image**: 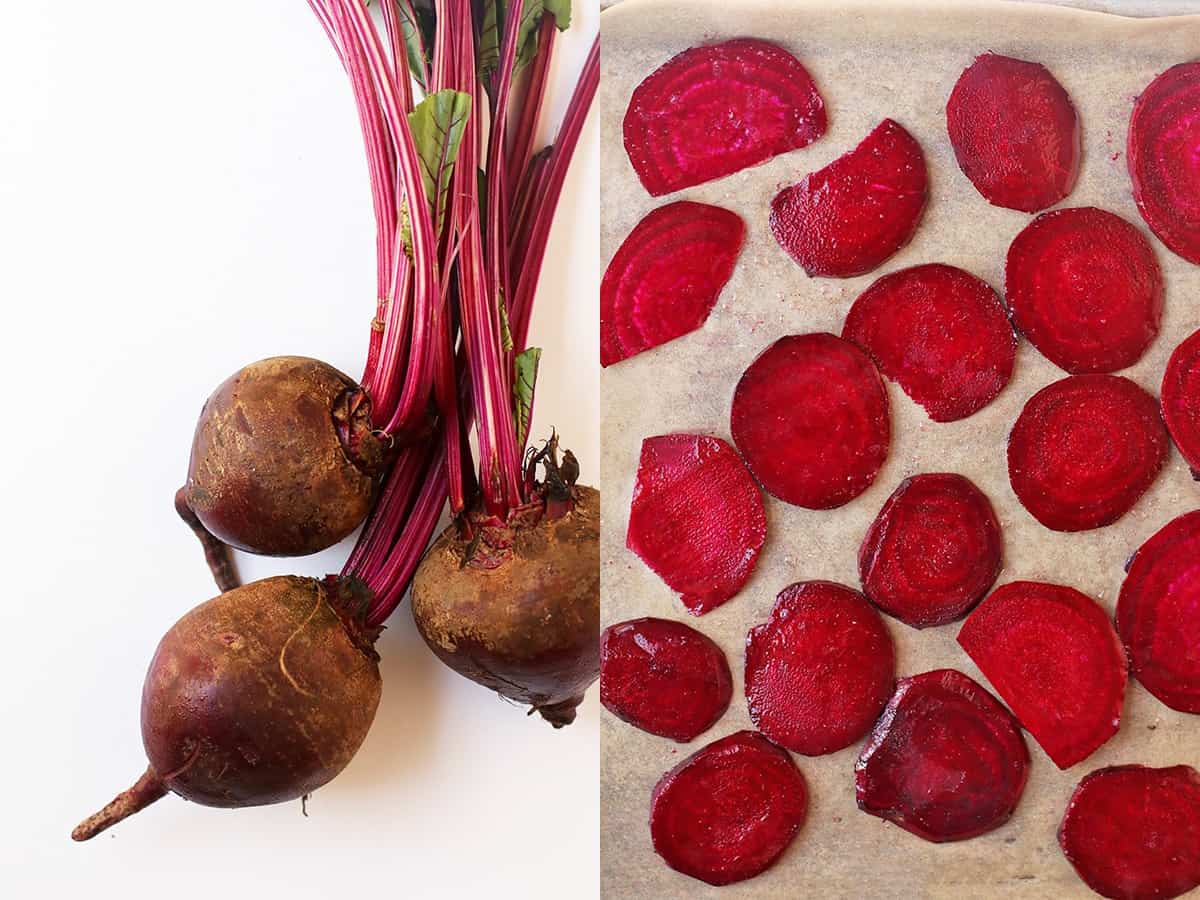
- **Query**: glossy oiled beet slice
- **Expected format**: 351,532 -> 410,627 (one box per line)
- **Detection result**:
650,730 -> 808,886
958,581 -> 1127,769
1006,207 -> 1163,374
745,581 -> 895,756
1007,375 -> 1168,532
770,119 -> 927,278
601,202 -> 746,367
855,669 -> 1029,843
627,434 -> 766,615
731,333 -> 890,509
1162,328 -> 1200,474
623,39 -> 827,197
859,474 -> 1002,629
946,53 -> 1080,212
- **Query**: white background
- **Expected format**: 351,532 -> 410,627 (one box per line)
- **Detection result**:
0,2 -> 598,897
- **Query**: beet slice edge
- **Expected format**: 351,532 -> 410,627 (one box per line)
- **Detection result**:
1161,328 -> 1200,475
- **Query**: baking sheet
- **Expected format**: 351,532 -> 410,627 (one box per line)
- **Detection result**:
599,1 -> 1200,897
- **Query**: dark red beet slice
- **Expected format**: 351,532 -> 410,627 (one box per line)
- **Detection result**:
1005,207 -> 1163,374
601,202 -> 746,367
1007,375 -> 1168,532
958,581 -> 1127,770
855,669 -> 1029,843
859,474 -> 1002,629
1059,765 -> 1200,900
1162,328 -> 1200,474
770,119 -> 928,278
745,581 -> 895,756
627,434 -> 766,615
650,730 -> 808,886
946,53 -> 1080,212
731,333 -> 890,509
623,39 -> 827,197
600,617 -> 732,742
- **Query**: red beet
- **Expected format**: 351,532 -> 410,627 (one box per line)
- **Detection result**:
745,581 -> 895,756
731,333 -> 890,509
958,581 -> 1127,769
946,53 -> 1080,212
627,434 -> 766,615
649,730 -> 808,886
600,201 -> 745,367
770,119 -> 927,278
855,669 -> 1030,843
622,39 -> 827,197
1007,375 -> 1168,532
859,474 -> 1002,629
600,617 -> 732,742
1059,765 -> 1200,900
1161,328 -> 1200,475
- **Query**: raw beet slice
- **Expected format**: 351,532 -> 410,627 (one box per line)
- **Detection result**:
623,39 -> 827,197
946,53 -> 1080,212
731,333 -> 890,509
958,581 -> 1127,770
1007,375 -> 1168,532
1059,765 -> 1200,900
601,202 -> 746,367
859,474 -> 1003,629
1161,328 -> 1200,474
1005,207 -> 1163,374
745,581 -> 895,756
600,617 -> 732,742
650,730 -> 808,886
855,669 -> 1030,843
627,434 -> 766,615
770,119 -> 928,278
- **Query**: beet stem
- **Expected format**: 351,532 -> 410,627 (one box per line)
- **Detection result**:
535,695 -> 583,729
174,487 -> 240,593
71,768 -> 166,842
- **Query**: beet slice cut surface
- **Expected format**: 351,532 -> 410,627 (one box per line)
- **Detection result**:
623,39 -> 827,197
650,730 -> 808,886
1007,375 -> 1168,532
855,669 -> 1029,843
601,201 -> 746,367
770,119 -> 927,278
731,333 -> 890,509
958,581 -> 1127,769
1161,328 -> 1200,475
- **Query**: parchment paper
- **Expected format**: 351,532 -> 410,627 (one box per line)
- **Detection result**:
600,2 -> 1200,897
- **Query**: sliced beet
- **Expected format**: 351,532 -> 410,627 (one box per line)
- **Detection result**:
855,669 -> 1030,843
1007,375 -> 1168,532
623,39 -> 827,197
1005,207 -> 1163,374
770,119 -> 928,278
859,474 -> 1002,629
649,730 -> 808,886
731,333 -> 890,509
627,434 -> 766,615
1161,328 -> 1200,474
946,53 -> 1080,212
958,581 -> 1127,770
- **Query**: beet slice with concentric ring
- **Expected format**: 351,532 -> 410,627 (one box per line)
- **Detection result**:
958,581 -> 1127,770
1005,207 -> 1163,374
623,39 -> 827,197
1162,328 -> 1200,475
650,730 -> 808,886
859,474 -> 1002,629
770,119 -> 927,278
1007,375 -> 1168,532
843,264 -> 1016,422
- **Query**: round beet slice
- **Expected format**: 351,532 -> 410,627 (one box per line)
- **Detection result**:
859,474 -> 1002,629
1006,207 -> 1163,374
745,581 -> 895,756
1007,375 -> 1168,532
855,669 -> 1030,843
650,730 -> 808,886
600,617 -> 732,742
770,119 -> 927,278
946,53 -> 1080,212
1162,328 -> 1200,475
731,333 -> 891,509
958,581 -> 1127,770
623,39 -> 827,197
1059,765 -> 1200,900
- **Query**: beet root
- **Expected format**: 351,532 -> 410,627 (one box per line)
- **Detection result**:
1161,328 -> 1200,474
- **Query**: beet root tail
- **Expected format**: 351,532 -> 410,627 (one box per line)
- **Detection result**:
535,695 -> 584,728
175,487 -> 240,593
72,767 -> 167,841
